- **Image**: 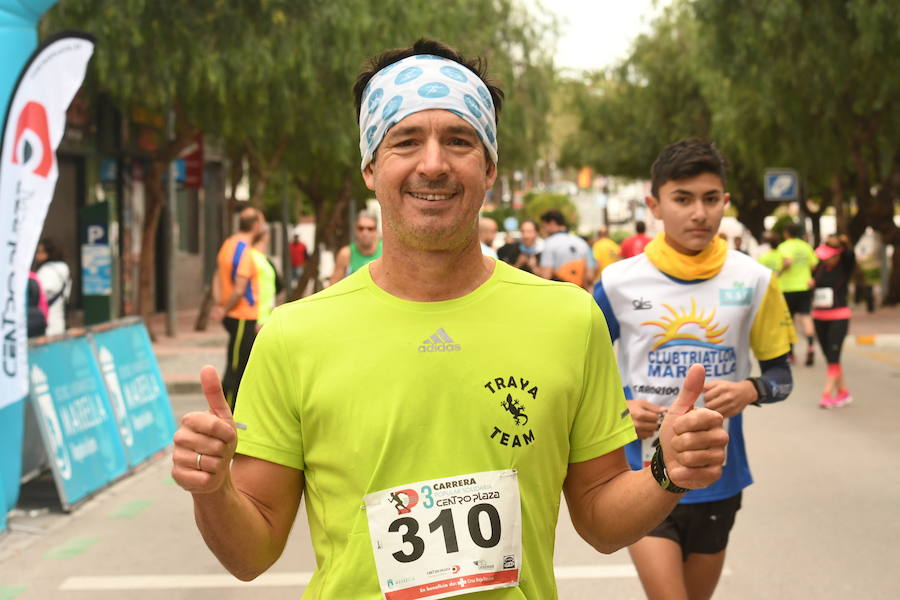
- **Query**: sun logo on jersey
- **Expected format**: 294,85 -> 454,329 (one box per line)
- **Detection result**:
642,298 -> 728,350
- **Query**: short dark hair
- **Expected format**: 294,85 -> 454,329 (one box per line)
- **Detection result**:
650,138 -> 728,198
635,220 -> 646,234
540,210 -> 567,228
238,208 -> 259,233
785,222 -> 804,239
353,38 -> 505,126
38,238 -> 63,262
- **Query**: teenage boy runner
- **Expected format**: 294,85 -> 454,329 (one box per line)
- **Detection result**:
594,138 -> 794,600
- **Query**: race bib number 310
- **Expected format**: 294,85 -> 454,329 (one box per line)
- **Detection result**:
364,470 -> 521,600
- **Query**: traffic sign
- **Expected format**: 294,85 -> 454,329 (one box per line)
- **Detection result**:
764,169 -> 799,201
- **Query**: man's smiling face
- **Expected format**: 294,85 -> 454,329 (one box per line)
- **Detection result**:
363,109 -> 496,252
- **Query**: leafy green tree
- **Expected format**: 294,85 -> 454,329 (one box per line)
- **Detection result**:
43,0 -> 560,327
42,0 -> 311,331
692,0 -> 900,302
558,3 -> 779,239
522,191 -> 578,229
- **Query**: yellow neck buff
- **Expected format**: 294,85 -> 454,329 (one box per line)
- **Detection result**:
644,232 -> 728,281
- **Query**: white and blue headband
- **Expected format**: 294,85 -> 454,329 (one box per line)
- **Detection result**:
358,54 -> 499,171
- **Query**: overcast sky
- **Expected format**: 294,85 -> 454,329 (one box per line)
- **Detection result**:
541,0 -> 672,72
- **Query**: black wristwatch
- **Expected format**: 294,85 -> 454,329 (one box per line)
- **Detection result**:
746,377 -> 768,405
650,445 -> 689,494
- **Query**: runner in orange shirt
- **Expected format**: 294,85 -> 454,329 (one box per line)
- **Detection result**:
215,206 -> 265,409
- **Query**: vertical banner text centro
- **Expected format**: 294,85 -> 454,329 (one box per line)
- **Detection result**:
0,34 -> 95,410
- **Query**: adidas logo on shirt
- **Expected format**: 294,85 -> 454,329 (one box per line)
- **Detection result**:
418,328 -> 462,353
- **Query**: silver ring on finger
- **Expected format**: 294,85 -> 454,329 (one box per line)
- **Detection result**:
196,452 -> 203,471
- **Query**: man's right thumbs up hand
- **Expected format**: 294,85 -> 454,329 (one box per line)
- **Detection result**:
171,365 -> 239,495
657,364 -> 729,492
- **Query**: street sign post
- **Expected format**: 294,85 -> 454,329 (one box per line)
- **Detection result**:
764,168 -> 800,201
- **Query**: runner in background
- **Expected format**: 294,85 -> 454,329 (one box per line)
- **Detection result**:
171,40 -> 729,600
620,220 -> 652,258
592,225 -> 621,281
514,219 -> 542,273
214,206 -> 264,410
595,138 -> 794,600
250,225 -> 280,328
778,222 -> 819,366
479,216 -> 499,258
757,230 -> 786,276
330,210 -> 382,285
536,209 -> 596,289
288,233 -> 307,288
812,234 -> 855,408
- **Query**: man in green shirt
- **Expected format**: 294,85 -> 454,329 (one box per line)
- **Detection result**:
758,230 -> 785,274
330,210 -> 383,286
777,222 -> 819,365
170,39 -> 729,599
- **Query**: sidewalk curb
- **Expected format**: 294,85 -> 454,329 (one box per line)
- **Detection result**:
847,334 -> 900,348
165,379 -> 202,395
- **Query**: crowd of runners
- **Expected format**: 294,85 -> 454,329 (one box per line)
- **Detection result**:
174,38 -> 862,600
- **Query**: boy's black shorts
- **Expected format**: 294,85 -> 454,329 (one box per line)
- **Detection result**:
646,492 -> 742,558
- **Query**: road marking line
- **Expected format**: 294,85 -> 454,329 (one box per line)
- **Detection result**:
59,573 -> 313,590
555,565 -> 637,578
0,586 -> 28,600
110,499 -> 154,519
849,347 -> 900,368
44,537 -> 101,559
59,565 -> 731,590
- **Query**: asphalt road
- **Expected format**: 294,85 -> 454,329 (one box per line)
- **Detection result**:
1,342 -> 898,599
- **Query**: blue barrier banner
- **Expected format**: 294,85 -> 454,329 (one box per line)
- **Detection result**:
0,399 -> 25,525
0,458 -> 7,532
90,323 -> 176,467
0,471 -> 6,531
0,0 -> 60,530
29,337 -> 128,509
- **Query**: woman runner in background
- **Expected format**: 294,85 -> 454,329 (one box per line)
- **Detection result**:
812,234 -> 855,408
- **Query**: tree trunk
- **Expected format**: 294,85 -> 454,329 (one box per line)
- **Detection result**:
731,170 -> 768,241
135,125 -> 197,338
805,197 -> 823,247
290,175 -> 354,301
831,174 -> 847,235
868,152 -> 900,305
884,228 -> 900,306
246,136 -> 289,206
193,287 -> 215,331
138,159 -> 167,339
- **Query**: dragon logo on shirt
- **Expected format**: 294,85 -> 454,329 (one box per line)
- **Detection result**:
500,394 -> 528,426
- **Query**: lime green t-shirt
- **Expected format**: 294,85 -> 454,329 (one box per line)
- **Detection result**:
758,247 -> 783,274
777,238 -> 818,292
250,248 -> 277,325
234,260 -> 635,599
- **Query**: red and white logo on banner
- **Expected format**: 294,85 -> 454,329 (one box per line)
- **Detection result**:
0,34 -> 94,409
12,101 -> 53,177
